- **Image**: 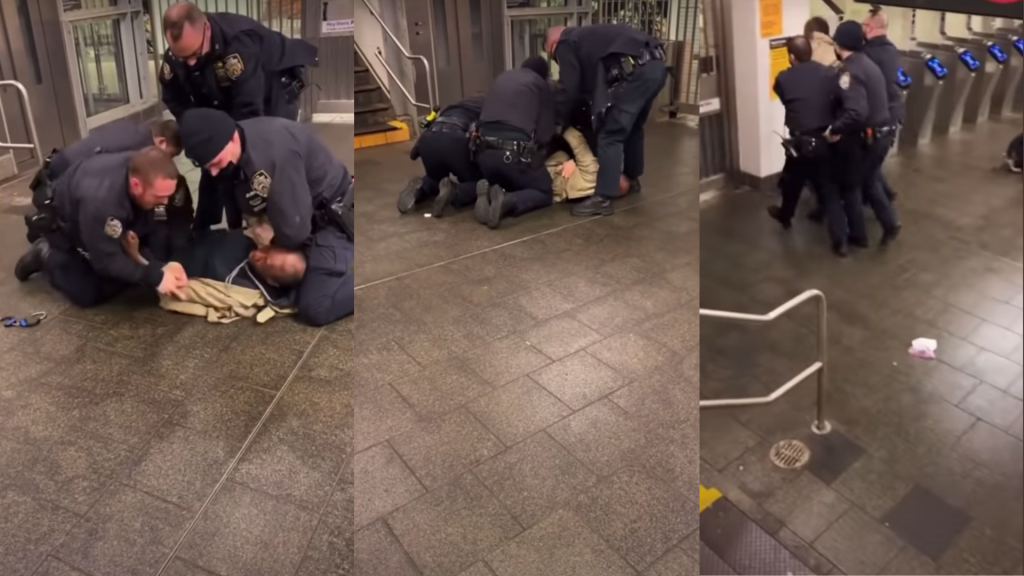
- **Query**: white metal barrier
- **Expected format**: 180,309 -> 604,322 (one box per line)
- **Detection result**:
0,80 -> 44,177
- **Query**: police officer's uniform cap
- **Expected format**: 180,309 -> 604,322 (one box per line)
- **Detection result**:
833,20 -> 865,51
180,108 -> 237,166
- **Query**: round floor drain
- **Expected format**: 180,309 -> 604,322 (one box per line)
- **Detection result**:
770,439 -> 811,469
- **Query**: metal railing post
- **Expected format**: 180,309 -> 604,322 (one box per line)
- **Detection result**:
700,290 -> 832,435
0,80 -> 44,178
359,0 -> 437,110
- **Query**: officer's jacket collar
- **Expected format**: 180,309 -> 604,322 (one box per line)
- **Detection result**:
208,18 -> 228,57
865,35 -> 894,49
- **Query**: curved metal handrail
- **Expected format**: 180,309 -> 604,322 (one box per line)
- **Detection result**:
359,0 -> 437,109
700,290 -> 831,435
375,49 -> 430,109
0,80 -> 44,177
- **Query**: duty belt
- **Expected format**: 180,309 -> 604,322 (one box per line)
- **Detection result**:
477,135 -> 537,163
316,177 -> 354,241
429,118 -> 471,134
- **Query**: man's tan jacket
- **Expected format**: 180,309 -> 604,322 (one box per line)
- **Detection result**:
546,127 -> 598,202
810,32 -> 839,68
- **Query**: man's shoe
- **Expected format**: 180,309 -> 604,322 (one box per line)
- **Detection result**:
397,177 -> 423,214
474,179 -> 491,225
833,242 -> 849,258
849,236 -> 870,249
627,178 -> 642,196
432,177 -> 454,218
880,224 -> 902,247
767,206 -> 792,230
571,195 -> 613,217
487,185 -> 512,230
15,238 -> 49,282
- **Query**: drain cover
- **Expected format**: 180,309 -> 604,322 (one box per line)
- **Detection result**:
770,439 -> 811,469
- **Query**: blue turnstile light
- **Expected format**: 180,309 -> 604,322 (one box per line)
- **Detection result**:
924,56 -> 949,80
987,42 -> 1009,64
897,67 -> 913,89
956,48 -> 982,72
1013,37 -> 1023,56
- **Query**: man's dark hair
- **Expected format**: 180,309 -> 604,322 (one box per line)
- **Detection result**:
163,2 -> 207,42
129,146 -> 179,183
787,36 -> 813,63
147,119 -> 182,150
804,16 -> 830,38
521,56 -> 550,80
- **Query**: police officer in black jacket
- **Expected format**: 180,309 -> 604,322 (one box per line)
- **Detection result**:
398,94 -> 485,218
160,2 -> 318,232
178,109 -> 354,326
545,24 -> 667,216
768,36 -> 850,257
861,8 -> 902,202
830,21 -> 901,247
14,148 -> 190,307
474,57 -> 556,230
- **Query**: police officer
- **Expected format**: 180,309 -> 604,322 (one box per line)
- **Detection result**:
474,56 -> 556,230
14,148 -> 189,307
861,8 -> 902,202
178,108 -> 354,326
545,23 -> 667,216
160,2 -> 318,231
830,20 -> 901,247
768,36 -> 849,257
398,93 -> 485,218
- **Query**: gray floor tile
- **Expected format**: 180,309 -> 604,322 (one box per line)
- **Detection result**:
530,351 -> 626,410
763,472 -> 852,544
519,314 -> 606,360
547,400 -> 648,476
956,421 -> 1024,478
296,332 -> 355,381
355,384 -> 422,452
924,363 -> 982,405
160,558 -> 223,575
272,375 -> 354,443
698,412 -> 760,471
354,521 -> 421,576
70,384 -> 181,449
55,484 -> 191,576
0,488 -> 79,576
775,528 -> 835,576
571,469 -> 697,571
457,563 -> 496,576
210,334 -> 305,392
639,308 -> 699,357
803,429 -> 866,486
177,481 -> 319,576
391,358 -> 493,418
170,382 -> 276,445
389,409 -> 505,489
388,473 -> 522,576
355,443 -> 425,529
466,377 -> 572,445
571,293 -> 649,336
959,382 -> 1024,429
967,322 -> 1023,358
812,508 -> 903,576
880,547 -> 939,575
832,454 -> 913,519
355,338 -> 422,391
486,509 -> 635,576
32,558 -> 92,576
474,432 -> 597,528
935,522 -> 1023,576
462,335 -> 552,386
587,332 -> 679,381
963,349 -> 1023,390
883,485 -> 970,561
640,546 -> 698,576
1009,413 -> 1024,441
295,479 -> 353,576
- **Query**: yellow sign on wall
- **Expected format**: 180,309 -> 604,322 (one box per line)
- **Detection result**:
768,37 -> 790,101
760,0 -> 783,38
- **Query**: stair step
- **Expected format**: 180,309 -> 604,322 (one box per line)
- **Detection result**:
355,65 -> 368,73
355,102 -> 392,114
355,84 -> 380,93
355,122 -> 400,136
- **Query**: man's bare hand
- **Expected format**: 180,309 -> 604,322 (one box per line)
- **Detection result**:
122,230 -> 145,264
561,159 -> 577,179
826,133 -> 841,143
158,262 -> 189,299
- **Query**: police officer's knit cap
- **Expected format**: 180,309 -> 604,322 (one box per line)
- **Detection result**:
179,108 -> 238,167
521,56 -> 550,80
833,20 -> 865,51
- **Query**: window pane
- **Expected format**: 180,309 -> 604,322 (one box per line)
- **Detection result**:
73,19 -> 129,117
63,0 -> 117,14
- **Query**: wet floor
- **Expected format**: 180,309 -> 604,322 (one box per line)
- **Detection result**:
699,119 -> 1024,576
0,124 -> 356,576
353,120 -> 701,576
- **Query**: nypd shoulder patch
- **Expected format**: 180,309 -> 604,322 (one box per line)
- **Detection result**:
104,217 -> 123,239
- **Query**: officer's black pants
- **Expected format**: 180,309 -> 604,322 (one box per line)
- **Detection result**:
595,60 -> 668,199
43,241 -> 128,308
296,226 -> 355,327
860,134 -> 899,233
195,171 -> 242,231
418,130 -> 480,207
779,153 -> 845,246
476,148 -> 553,217
831,138 -> 869,243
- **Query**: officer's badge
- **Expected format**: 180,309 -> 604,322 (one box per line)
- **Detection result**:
214,61 -> 228,83
251,170 -> 271,198
839,72 -> 851,90
223,53 -> 245,81
161,62 -> 173,81
154,205 -> 167,221
104,217 -> 123,239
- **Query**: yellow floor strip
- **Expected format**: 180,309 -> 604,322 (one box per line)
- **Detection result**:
354,120 -> 411,149
700,485 -> 723,513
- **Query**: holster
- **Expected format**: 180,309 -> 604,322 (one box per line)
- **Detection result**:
280,67 -> 307,103
318,178 -> 354,241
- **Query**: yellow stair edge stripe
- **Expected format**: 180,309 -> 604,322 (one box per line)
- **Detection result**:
354,120 -> 411,149
700,485 -> 723,513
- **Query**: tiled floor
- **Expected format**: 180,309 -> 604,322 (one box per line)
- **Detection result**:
0,124 -> 356,576
353,120 -> 701,576
699,119 -> 1024,576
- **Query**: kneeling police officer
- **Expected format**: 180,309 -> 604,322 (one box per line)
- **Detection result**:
474,56 -> 556,229
545,23 -> 667,216
398,93 -> 485,218
15,148 -> 190,307
178,108 -> 355,326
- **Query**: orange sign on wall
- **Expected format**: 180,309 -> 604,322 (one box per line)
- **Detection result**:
760,0 -> 784,38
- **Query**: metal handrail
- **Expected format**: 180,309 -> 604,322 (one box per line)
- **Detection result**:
375,49 -> 431,109
359,0 -> 437,109
700,290 -> 832,435
0,80 -> 43,177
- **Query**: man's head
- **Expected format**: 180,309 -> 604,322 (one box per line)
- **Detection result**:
862,8 -> 888,40
787,35 -> 813,65
833,20 -> 865,59
249,247 -> 306,286
178,108 -> 242,176
148,119 -> 182,157
804,16 -> 830,39
544,26 -> 566,55
521,56 -> 550,80
164,2 -> 209,66
128,147 -> 180,209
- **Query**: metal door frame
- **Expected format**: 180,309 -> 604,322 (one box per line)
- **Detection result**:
699,0 -> 738,189
503,3 -> 593,71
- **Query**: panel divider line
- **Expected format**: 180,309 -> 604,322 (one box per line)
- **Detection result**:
355,188 -> 691,291
155,327 -> 327,575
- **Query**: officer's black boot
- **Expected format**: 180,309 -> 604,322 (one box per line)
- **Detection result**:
627,178 -> 642,196
880,224 -> 902,247
833,242 -> 849,258
397,177 -> 424,214
15,238 -> 50,282
432,177 -> 455,218
767,206 -> 792,230
807,207 -> 824,223
571,195 -> 613,217
486,185 -> 513,230
474,179 -> 491,225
